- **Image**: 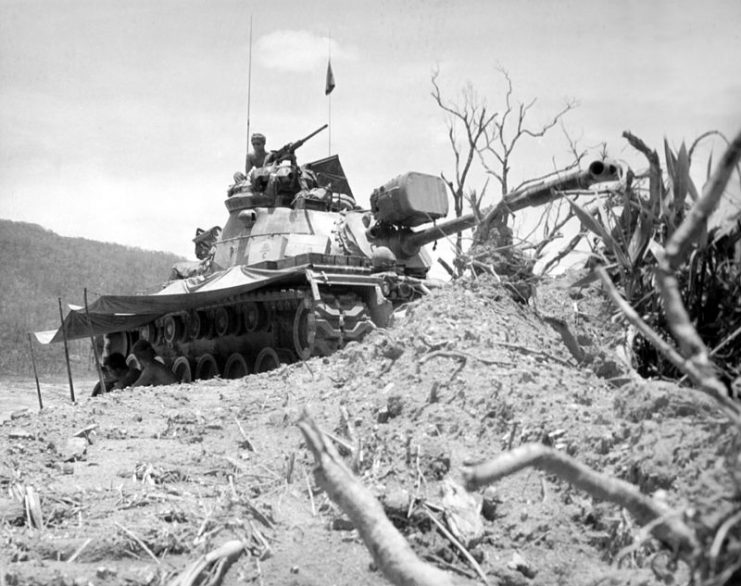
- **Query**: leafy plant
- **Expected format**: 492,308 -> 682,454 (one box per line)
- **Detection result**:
571,132 -> 741,387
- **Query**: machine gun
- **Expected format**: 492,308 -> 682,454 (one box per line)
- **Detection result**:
266,124 -> 328,165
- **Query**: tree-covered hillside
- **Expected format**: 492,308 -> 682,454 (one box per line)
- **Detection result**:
0,219 -> 183,376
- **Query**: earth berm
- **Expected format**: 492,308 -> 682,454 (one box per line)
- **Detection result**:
1,273 -> 736,586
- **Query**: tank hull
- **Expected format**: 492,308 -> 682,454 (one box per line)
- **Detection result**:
95,253 -> 411,380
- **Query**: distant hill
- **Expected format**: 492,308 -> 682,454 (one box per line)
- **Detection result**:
0,219 -> 183,377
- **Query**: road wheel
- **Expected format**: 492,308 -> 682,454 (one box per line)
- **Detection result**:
172,356 -> 193,383
242,302 -> 264,332
106,332 -> 129,357
224,353 -> 249,379
187,311 -> 202,339
195,353 -> 220,380
214,307 -> 238,337
138,323 -> 158,343
292,302 -> 317,360
254,347 -> 281,373
163,315 -> 185,345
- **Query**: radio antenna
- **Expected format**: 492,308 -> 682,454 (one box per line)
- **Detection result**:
245,15 -> 253,172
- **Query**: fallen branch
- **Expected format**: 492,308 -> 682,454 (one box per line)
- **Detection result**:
490,341 -> 572,367
419,350 -> 513,367
438,257 -> 458,279
66,538 -> 92,563
462,443 -> 698,556
422,505 -> 489,585
168,539 -> 247,586
24,486 -> 43,529
541,315 -> 589,363
247,520 -> 272,559
339,405 -> 356,445
321,428 -> 355,455
234,417 -> 255,452
304,467 -> 316,516
301,359 -> 315,380
297,410 -> 468,586
115,522 -> 161,566
423,554 -> 477,580
73,424 -> 98,443
709,509 -> 741,574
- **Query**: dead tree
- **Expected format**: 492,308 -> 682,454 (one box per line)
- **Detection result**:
431,67 -> 580,280
431,68 -> 497,258
473,67 -> 577,246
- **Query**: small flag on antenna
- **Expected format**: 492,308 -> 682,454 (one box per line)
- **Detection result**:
325,59 -> 335,95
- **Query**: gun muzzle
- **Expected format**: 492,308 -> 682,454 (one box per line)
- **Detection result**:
588,159 -> 622,181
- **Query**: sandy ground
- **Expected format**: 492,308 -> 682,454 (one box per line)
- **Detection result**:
1,274 -> 738,586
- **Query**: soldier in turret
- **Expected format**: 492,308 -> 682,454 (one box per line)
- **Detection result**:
232,133 -> 268,189
193,226 -> 221,260
245,133 -> 268,173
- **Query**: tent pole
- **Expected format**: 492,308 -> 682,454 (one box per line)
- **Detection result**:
57,297 -> 76,403
27,333 -> 43,410
85,288 -> 107,396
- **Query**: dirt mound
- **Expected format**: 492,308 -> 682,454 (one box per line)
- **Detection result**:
1,275 -> 738,585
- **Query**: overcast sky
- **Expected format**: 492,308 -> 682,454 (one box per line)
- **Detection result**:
1,0 -> 739,264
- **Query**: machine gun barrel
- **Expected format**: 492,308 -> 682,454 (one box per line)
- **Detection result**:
401,159 -> 621,256
271,124 -> 329,161
295,123 -> 329,148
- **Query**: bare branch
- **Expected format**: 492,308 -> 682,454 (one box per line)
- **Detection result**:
297,411 -> 467,586
520,100 -> 577,140
539,231 -> 585,276
462,444 -> 699,556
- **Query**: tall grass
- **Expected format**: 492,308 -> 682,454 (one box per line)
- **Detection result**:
572,132 -> 741,387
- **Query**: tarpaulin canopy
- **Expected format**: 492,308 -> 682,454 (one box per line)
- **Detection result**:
35,265 -> 307,344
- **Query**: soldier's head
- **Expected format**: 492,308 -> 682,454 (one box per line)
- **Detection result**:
104,352 -> 128,376
132,339 -> 156,364
251,133 -> 266,148
193,226 -> 221,260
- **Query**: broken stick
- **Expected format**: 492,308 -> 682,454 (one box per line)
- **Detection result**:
168,539 -> 247,586
297,410 -> 468,586
462,443 -> 697,556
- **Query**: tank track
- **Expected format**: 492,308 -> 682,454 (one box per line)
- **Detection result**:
312,292 -> 377,356
121,286 -> 375,381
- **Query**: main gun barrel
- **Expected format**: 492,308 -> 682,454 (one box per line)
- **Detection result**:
401,159 -> 622,256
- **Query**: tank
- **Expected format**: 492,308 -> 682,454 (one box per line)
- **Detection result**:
42,125 -> 622,381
